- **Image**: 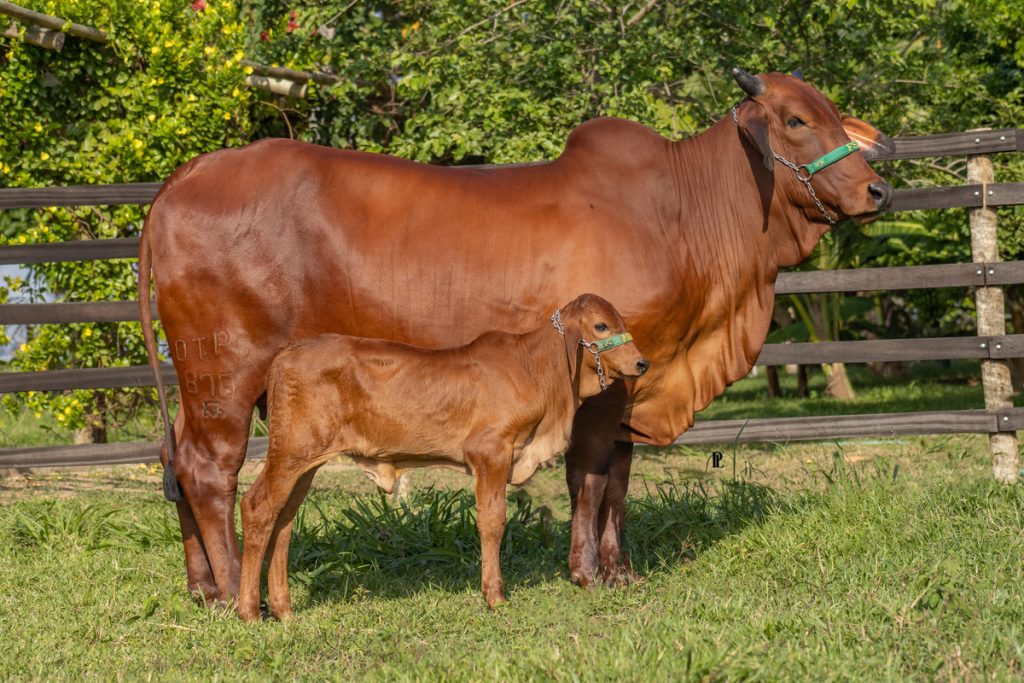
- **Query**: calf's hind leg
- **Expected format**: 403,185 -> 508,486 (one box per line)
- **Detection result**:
466,439 -> 513,608
265,468 -> 320,620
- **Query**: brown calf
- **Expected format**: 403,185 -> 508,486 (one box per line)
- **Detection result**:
237,294 -> 648,621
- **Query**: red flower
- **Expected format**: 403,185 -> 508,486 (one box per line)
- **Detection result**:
190,0 -> 206,11
286,19 -> 298,33
310,27 -> 318,36
259,30 -> 269,41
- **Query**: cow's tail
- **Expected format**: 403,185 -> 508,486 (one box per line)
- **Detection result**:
138,226 -> 183,502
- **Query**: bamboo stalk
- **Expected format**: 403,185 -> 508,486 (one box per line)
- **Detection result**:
2,21 -> 64,50
0,1 -> 107,43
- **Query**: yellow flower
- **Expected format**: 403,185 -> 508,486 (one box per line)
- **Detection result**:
18,343 -> 29,353
133,139 -> 143,149
176,127 -> 188,135
231,87 -> 239,97
157,77 -> 165,85
34,412 -> 42,419
164,39 -> 175,48
243,66 -> 253,75
39,152 -> 50,161
63,406 -> 72,415
56,414 -> 65,422
187,93 -> 197,102
204,45 -> 216,56
17,235 -> 26,244
234,50 -> 244,61
71,398 -> 80,406
27,390 -> 35,397
151,45 -> 160,54
1,163 -> 9,174
33,122 -> 42,132
147,113 -> 156,122
82,328 -> 93,338
223,112 -> 231,120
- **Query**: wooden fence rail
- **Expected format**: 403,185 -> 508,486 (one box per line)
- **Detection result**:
2,127 -> 1023,475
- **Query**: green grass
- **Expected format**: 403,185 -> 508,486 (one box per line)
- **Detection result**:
2,441 -> 1022,681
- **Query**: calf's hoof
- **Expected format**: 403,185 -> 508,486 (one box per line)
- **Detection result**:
188,582 -> 221,607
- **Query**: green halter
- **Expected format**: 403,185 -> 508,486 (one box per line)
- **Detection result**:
801,141 -> 861,178
588,332 -> 634,352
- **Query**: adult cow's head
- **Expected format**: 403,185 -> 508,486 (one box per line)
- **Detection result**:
731,68 -> 893,226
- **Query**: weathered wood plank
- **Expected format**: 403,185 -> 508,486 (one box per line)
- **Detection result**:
890,183 -> 1024,211
239,59 -> 341,85
873,129 -> 1021,160
7,408 -> 1019,468
775,262 -> 988,294
2,21 -> 64,50
0,301 -> 154,324
0,365 -> 177,392
673,409 -> 1013,445
0,183 -> 161,209
754,336 -> 1000,366
0,437 -> 269,469
0,238 -> 139,265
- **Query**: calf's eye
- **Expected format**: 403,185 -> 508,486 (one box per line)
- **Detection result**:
787,116 -> 806,128
595,323 -> 609,332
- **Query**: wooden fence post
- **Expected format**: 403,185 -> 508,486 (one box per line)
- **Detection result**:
968,138 -> 1020,483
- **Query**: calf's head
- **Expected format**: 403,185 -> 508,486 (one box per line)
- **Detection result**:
732,68 -> 893,225
556,293 -> 648,397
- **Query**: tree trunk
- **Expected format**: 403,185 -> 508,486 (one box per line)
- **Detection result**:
796,364 -> 809,398
823,362 -> 856,400
766,366 -> 781,398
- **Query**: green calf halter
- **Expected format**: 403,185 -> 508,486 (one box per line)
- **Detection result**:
589,332 -> 633,352
550,310 -> 635,391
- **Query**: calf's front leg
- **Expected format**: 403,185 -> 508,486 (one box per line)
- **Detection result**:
465,438 -> 512,609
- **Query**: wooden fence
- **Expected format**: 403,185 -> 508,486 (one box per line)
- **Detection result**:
2,128 -> 1024,478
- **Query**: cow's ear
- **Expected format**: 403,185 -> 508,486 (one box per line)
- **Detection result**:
735,99 -> 774,171
842,115 -> 894,161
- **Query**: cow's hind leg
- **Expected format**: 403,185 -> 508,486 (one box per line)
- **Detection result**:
173,407 -> 253,605
265,468 -> 319,620
160,412 -> 218,603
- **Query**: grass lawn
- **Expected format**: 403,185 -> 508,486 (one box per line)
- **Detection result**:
2,433 -> 1022,681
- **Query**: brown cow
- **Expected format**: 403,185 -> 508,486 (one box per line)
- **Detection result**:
236,294 -> 648,620
139,69 -> 893,604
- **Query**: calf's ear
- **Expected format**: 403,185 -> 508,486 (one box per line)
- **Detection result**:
735,99 -> 774,171
842,115 -> 895,161
563,324 -> 582,386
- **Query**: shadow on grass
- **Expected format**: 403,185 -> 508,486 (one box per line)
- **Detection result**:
287,477 -> 780,609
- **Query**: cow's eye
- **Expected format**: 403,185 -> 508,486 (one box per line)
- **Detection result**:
787,116 -> 806,128
595,323 -> 609,332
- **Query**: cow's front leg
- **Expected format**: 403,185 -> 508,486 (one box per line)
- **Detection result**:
564,388 -> 630,588
465,437 -> 512,608
598,441 -> 640,586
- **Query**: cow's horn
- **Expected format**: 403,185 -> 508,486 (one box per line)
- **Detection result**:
732,67 -> 766,97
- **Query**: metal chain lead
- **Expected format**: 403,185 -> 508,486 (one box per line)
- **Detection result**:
551,308 -> 609,391
731,106 -> 837,226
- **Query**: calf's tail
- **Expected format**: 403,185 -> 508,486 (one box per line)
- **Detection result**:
137,226 -> 183,502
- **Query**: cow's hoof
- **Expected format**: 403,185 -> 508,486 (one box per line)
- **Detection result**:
237,603 -> 261,622
188,583 -> 220,607
601,565 -> 643,588
483,585 -> 506,609
570,570 -> 597,590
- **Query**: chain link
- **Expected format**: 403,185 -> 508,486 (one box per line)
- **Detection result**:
731,106 -> 837,226
551,308 -> 609,391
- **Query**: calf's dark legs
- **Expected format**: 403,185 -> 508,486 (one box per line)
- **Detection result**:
597,442 -> 639,585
